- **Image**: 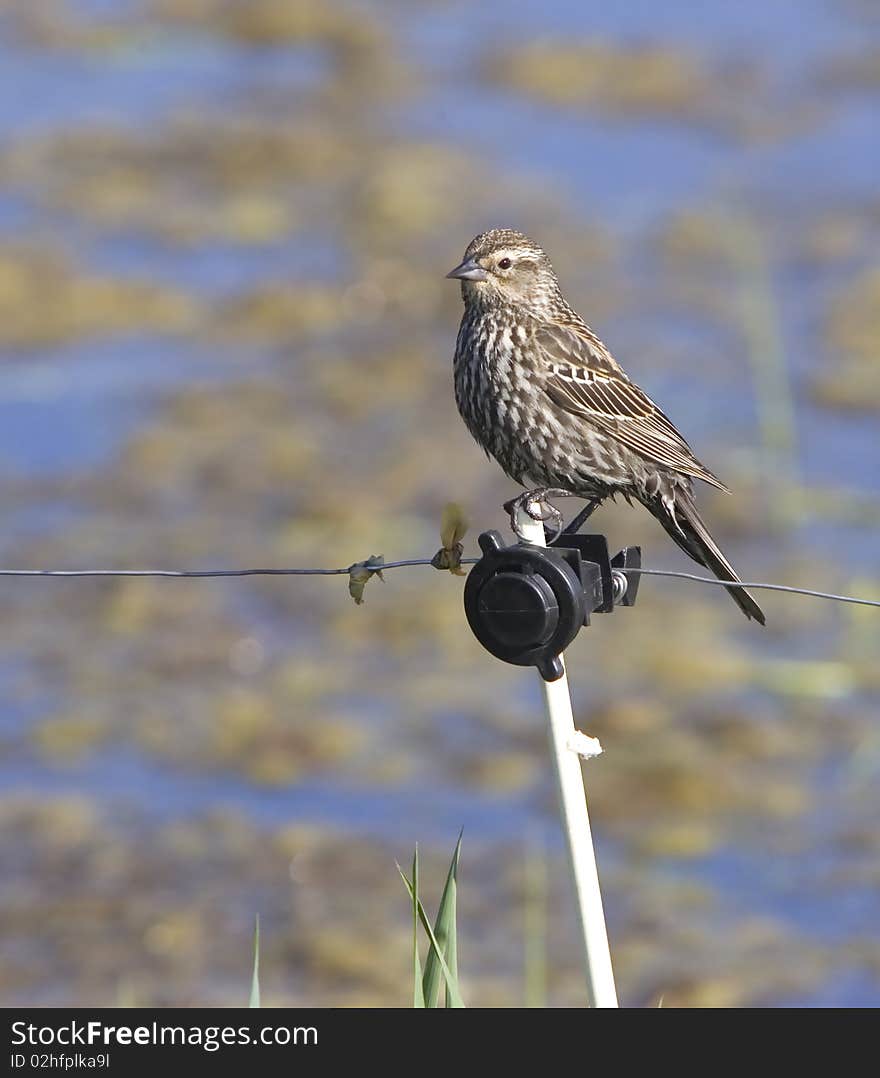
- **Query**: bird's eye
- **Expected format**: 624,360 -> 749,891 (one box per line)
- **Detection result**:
498,257 -> 512,270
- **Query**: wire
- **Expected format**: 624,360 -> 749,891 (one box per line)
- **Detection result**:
0,559 -> 480,578
623,568 -> 880,610
0,560 -> 876,609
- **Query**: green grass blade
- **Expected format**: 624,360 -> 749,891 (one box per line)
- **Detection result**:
399,844 -> 465,1008
249,914 -> 261,1008
722,211 -> 802,528
422,831 -> 461,1008
443,887 -> 458,1011
523,830 -> 548,1008
397,850 -> 425,1008
406,895 -> 464,1007
415,895 -> 464,1008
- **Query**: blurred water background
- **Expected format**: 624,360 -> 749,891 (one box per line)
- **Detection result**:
0,0 -> 878,1007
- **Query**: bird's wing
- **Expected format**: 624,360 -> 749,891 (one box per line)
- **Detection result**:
536,321 -> 729,491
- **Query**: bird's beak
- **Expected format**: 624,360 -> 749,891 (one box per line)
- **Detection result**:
446,257 -> 488,282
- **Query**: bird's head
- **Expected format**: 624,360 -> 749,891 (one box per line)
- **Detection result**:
446,229 -> 561,316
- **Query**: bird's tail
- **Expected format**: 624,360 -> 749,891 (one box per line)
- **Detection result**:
646,487 -> 766,625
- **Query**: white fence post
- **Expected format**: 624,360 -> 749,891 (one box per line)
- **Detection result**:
514,505 -> 618,1008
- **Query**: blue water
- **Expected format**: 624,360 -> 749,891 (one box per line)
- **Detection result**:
1,748 -> 536,840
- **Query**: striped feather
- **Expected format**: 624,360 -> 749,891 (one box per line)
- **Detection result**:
537,322 -> 729,492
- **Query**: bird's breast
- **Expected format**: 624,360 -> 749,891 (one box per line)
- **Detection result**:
453,313 -> 550,480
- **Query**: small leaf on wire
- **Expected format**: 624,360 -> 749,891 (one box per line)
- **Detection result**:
430,546 -> 466,574
431,503 -> 468,575
348,555 -> 385,605
249,914 -> 261,1008
440,503 -> 468,548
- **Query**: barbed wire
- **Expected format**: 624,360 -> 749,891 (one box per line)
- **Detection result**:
0,558 -> 478,578
624,569 -> 880,609
0,559 -> 877,608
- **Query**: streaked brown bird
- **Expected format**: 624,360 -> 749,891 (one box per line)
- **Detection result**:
447,228 -> 765,624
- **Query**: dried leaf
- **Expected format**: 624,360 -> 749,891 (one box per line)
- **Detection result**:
440,503 -> 468,549
348,555 -> 385,604
430,545 -> 466,575
432,503 -> 468,574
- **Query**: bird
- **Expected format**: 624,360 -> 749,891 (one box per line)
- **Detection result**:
446,227 -> 766,624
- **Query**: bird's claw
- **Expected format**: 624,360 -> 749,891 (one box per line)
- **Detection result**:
503,488 -> 572,543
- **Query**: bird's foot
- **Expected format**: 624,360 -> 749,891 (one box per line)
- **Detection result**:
503,488 -> 574,543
